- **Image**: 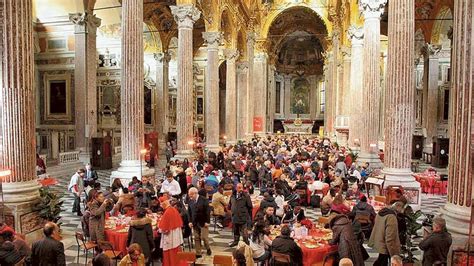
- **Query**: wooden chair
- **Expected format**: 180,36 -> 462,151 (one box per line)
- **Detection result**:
322,251 -> 338,266
98,240 -> 122,265
14,257 -> 25,266
177,251 -> 197,265
74,231 -> 97,264
271,251 -> 291,265
213,254 -> 233,266
374,195 -> 386,203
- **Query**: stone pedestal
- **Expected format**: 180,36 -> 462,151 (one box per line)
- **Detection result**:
203,32 -> 222,151
225,49 -> 239,144
0,0 -> 41,238
171,5 -> 200,158
236,62 -> 249,140
421,43 -> 441,153
440,0 -> 473,243
69,12 -> 101,164
357,0 -> 386,169
154,52 -> 171,160
110,0 -> 154,184
382,0 -> 420,196
348,26 -> 364,150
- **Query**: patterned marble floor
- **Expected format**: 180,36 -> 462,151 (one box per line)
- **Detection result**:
44,163 -> 447,265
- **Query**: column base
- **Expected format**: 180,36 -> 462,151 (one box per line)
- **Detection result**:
440,203 -> 472,239
356,151 -> 383,169
172,149 -> 195,161
110,160 -> 155,186
382,168 -> 421,208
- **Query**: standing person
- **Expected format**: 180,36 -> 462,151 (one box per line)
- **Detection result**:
187,187 -> 211,258
418,216 -> 452,266
228,183 -> 252,247
158,196 -> 185,266
31,222 -> 66,266
135,176 -> 156,208
36,153 -> 46,175
89,192 -> 112,243
127,209 -> 154,265
328,214 -> 365,266
369,201 -> 404,266
84,163 -> 98,187
68,168 -> 85,216
160,172 -> 181,197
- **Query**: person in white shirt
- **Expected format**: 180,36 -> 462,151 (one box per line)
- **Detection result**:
68,168 -> 85,216
160,173 -> 182,197
274,189 -> 286,218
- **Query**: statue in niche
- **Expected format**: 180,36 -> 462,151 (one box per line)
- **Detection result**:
291,77 -> 310,116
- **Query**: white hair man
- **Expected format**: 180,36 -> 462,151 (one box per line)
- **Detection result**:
418,216 -> 452,266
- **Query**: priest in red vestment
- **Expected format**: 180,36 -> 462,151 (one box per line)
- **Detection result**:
158,196 -> 185,266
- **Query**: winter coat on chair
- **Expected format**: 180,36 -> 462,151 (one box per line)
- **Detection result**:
127,217 -> 155,262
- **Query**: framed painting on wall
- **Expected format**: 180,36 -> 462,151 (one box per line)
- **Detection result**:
44,73 -> 71,121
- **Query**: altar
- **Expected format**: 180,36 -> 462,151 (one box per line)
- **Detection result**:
283,119 -> 313,134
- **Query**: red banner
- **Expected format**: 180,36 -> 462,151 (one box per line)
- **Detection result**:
253,117 -> 263,132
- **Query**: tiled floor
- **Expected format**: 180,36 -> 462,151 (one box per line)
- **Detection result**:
45,163 -> 447,265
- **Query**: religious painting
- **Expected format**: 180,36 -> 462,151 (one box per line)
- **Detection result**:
20,211 -> 43,235
196,97 -> 204,115
144,86 -> 152,125
44,73 -> 71,121
291,78 -> 310,114
49,80 -> 67,114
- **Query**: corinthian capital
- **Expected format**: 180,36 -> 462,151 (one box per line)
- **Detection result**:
348,25 -> 364,46
247,32 -> 257,46
170,5 -> 201,29
202,32 -> 222,49
154,52 -> 171,64
225,49 -> 240,62
421,43 -> 442,58
359,0 -> 387,20
237,61 -> 249,73
69,12 -> 101,34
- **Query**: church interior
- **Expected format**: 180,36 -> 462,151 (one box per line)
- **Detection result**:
0,0 -> 473,265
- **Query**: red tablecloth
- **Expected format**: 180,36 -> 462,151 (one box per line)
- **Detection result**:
413,173 -> 446,194
104,226 -> 128,255
38,178 -> 58,186
299,229 -> 338,265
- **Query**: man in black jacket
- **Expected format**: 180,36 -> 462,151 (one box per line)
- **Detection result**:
271,225 -> 303,266
228,183 -> 252,247
419,216 -> 452,266
187,187 -> 211,257
31,222 -> 66,266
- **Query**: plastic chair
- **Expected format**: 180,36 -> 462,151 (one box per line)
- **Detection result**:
74,231 -> 97,264
177,251 -> 197,265
97,240 -> 122,265
213,254 -> 233,266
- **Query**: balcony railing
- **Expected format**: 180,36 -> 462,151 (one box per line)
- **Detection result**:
59,151 -> 80,164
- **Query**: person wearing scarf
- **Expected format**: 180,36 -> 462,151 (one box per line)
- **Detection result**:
157,196 -> 184,266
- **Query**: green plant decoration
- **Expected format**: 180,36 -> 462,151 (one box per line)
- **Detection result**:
34,187 -> 65,225
402,209 -> 424,263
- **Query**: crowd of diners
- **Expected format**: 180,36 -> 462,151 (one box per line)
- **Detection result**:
0,135 -> 452,266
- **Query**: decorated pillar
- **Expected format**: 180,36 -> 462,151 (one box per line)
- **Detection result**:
69,11 -> 101,164
170,5 -> 200,157
421,43 -> 441,153
224,49 -> 239,144
253,50 -> 268,135
323,51 -> 334,136
202,32 -> 222,151
335,46 -> 351,146
440,0 -> 473,241
383,0 -> 420,195
0,0 -> 41,236
267,63 -> 276,133
357,0 -> 387,168
236,61 -> 248,140
348,25 -> 364,150
283,75 -> 292,118
246,33 -> 256,137
154,52 -> 171,159
111,0 -> 154,184
327,30 -> 339,137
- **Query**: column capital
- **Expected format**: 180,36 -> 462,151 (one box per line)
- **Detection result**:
254,52 -> 268,62
359,0 -> 387,20
341,46 -> 351,60
421,43 -> 442,58
170,5 -> 200,29
348,25 -> 364,46
237,61 -> 249,73
154,51 -> 171,63
69,12 -> 101,34
225,49 -> 240,62
247,32 -> 257,46
202,32 -> 222,49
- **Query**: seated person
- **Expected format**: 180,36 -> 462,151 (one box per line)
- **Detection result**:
294,173 -> 308,190
330,170 -> 343,188
211,186 -> 230,228
204,171 -> 220,196
282,205 -> 302,224
274,189 -> 286,218
346,183 -> 363,200
296,209 -> 313,229
249,221 -> 272,262
128,176 -> 141,191
113,188 -> 136,215
263,206 -> 281,226
244,180 -> 255,195
111,178 -> 124,193
330,193 -> 351,214
259,192 -> 279,212
321,188 -> 336,215
0,231 -> 23,265
271,225 -> 303,266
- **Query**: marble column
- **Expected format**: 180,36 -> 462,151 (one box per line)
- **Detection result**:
170,5 -> 200,157
382,0 -> 420,195
267,64 -> 276,133
224,49 -> 239,144
283,75 -> 292,118
246,33 -> 256,137
236,61 -> 248,140
154,52 -> 171,160
110,0 -> 153,184
69,12 -> 101,164
347,26 -> 364,150
253,52 -> 268,135
421,43 -> 441,153
335,47 -> 351,146
202,32 -> 222,151
357,0 -> 386,168
323,51 -> 335,136
440,0 -> 473,241
0,0 -> 41,236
